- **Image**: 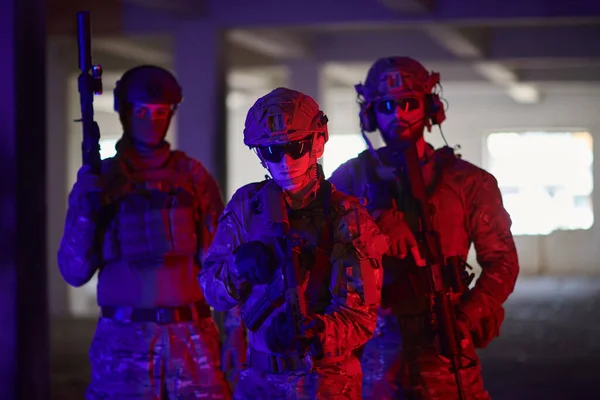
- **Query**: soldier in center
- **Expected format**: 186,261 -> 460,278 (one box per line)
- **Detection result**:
199,87 -> 388,399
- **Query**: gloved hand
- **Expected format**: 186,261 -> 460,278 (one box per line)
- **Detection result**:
456,303 -> 504,349
376,208 -> 425,266
234,241 -> 277,285
69,165 -> 104,212
455,315 -> 472,350
266,311 -> 324,354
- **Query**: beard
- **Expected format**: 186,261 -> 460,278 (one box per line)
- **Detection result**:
382,118 -> 425,151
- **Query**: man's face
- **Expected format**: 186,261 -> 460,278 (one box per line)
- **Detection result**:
257,137 -> 318,190
374,95 -> 426,145
128,102 -> 173,147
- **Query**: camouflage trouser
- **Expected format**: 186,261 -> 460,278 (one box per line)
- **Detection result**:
234,354 -> 362,400
361,311 -> 490,400
86,317 -> 232,399
219,308 -> 247,392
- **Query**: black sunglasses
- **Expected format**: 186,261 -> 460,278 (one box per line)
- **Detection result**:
375,98 -> 421,114
257,138 -> 313,163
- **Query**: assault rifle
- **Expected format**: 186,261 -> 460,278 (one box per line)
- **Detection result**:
361,132 -> 469,400
402,142 -> 467,399
276,235 -> 324,359
241,183 -> 324,358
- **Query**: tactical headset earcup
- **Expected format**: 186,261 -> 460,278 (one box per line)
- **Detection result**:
112,67 -> 140,113
425,93 -> 446,126
358,102 -> 378,132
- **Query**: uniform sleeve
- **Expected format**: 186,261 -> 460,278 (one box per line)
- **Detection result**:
198,197 -> 248,312
461,170 -> 520,327
222,305 -> 247,366
328,161 -> 355,196
56,167 -> 102,287
188,159 -> 226,263
312,199 -> 388,357
189,159 -> 246,350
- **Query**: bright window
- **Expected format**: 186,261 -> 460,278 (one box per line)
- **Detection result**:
99,137 -> 118,160
322,133 -> 367,179
487,131 -> 593,235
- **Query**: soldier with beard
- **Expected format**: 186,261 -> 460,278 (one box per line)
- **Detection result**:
329,57 -> 520,400
58,65 -> 238,399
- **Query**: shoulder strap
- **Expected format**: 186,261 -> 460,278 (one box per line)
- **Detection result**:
172,151 -> 194,191
101,156 -> 133,203
305,181 -> 344,306
170,152 -> 203,223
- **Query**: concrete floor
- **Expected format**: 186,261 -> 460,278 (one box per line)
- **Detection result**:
51,277 -> 600,399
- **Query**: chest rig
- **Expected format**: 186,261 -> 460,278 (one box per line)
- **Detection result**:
99,151 -> 200,264
245,180 -> 345,321
363,147 -> 469,309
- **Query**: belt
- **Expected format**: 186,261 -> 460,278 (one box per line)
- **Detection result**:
101,300 -> 212,324
247,348 -> 350,375
248,348 -> 310,374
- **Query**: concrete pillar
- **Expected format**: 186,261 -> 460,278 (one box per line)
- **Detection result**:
0,0 -> 49,397
286,59 -> 321,102
47,38 -> 70,317
174,19 -> 227,335
174,21 -> 227,187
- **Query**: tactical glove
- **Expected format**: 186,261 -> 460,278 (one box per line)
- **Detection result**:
234,241 -> 277,285
376,208 -> 425,266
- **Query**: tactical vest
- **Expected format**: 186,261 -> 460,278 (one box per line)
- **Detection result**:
350,147 -> 470,314
244,180 -> 344,312
99,151 -> 199,264
357,146 -> 468,257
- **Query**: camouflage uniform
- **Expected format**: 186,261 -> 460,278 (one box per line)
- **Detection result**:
329,57 -> 520,400
199,88 -> 388,400
221,304 -> 247,390
57,65 -> 233,399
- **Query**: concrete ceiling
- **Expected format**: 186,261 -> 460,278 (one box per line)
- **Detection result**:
49,0 -> 600,104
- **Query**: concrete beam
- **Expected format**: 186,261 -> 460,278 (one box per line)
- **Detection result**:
499,58 -> 600,69
314,25 -> 600,64
474,63 -> 540,103
121,1 -> 179,34
472,62 -> 518,85
228,30 -> 311,59
426,25 -> 541,104
518,66 -> 600,82
314,30 -> 455,64
425,26 -> 490,58
473,61 -> 541,103
48,0 -> 122,35
122,0 -> 205,18
227,42 -> 277,68
378,0 -> 435,13
323,63 -> 365,87
228,70 -> 274,91
505,83 -> 541,104
207,0 -> 600,28
488,25 -> 600,59
94,37 -> 172,65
